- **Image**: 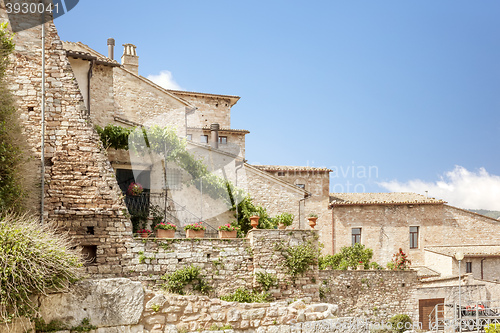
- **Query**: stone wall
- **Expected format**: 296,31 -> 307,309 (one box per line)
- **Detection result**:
124,238 -> 254,297
7,278 -> 371,333
243,165 -> 306,226
113,67 -> 187,134
1,7 -> 133,275
115,230 -> 320,302
180,93 -> 235,128
248,230 -> 320,302
319,270 -> 419,322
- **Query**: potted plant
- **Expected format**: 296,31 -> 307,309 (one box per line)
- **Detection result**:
155,222 -> 176,239
218,224 -> 239,238
249,215 -> 260,229
357,261 -> 364,270
127,182 -> 143,196
137,228 -> 151,238
184,223 -> 206,238
275,212 -> 294,230
307,213 -> 318,229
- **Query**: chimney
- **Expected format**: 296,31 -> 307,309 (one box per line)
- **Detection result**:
107,38 -> 115,60
121,44 -> 139,74
210,123 -> 220,149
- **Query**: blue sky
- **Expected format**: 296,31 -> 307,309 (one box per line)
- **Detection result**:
55,1 -> 500,210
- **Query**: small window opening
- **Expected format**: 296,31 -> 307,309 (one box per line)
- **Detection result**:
86,226 -> 94,235
82,245 -> 97,265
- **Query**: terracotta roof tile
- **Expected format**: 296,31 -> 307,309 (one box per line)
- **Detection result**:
329,192 -> 445,206
425,245 -> 500,257
62,41 -> 120,66
187,126 -> 250,134
253,165 -> 333,173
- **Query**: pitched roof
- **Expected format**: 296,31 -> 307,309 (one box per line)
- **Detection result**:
253,165 -> 332,173
329,192 -> 445,207
425,245 -> 500,258
62,41 -> 120,66
167,89 -> 240,107
412,266 -> 441,278
187,126 -> 250,134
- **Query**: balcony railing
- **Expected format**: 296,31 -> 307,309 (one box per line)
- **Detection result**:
124,192 -> 218,238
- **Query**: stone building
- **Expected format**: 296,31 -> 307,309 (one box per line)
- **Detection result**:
329,192 -> 500,280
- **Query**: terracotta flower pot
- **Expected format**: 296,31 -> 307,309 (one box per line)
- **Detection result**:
307,217 -> 318,229
219,230 -> 237,239
186,229 -> 205,238
278,223 -> 286,230
157,229 -> 175,239
250,215 -> 260,229
140,233 -> 149,238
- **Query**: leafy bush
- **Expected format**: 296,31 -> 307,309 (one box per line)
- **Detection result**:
95,124 -> 134,150
275,212 -> 294,226
255,272 -> 278,291
388,314 -> 412,333
220,287 -> 271,303
277,241 -> 319,280
485,323 -> 500,333
161,265 -> 211,295
0,214 -> 83,323
318,243 -> 374,270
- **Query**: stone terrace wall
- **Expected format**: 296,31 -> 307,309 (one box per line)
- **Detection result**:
117,230 -> 320,302
319,270 -> 419,322
0,6 -> 133,275
248,229 -> 320,302
124,238 -> 254,297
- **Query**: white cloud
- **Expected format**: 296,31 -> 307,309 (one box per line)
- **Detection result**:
378,166 -> 500,211
147,70 -> 182,90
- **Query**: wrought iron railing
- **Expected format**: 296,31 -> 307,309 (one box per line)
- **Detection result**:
429,300 -> 500,332
124,192 -> 218,238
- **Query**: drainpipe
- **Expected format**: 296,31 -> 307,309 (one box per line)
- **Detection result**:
210,123 -> 219,149
40,13 -> 46,224
481,258 -> 485,280
234,159 -> 246,221
86,59 -> 94,116
298,193 -> 312,229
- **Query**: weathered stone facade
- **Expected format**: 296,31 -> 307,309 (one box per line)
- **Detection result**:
1,7 -> 133,274
319,270 -> 419,322
330,196 -> 500,270
117,230 -> 320,302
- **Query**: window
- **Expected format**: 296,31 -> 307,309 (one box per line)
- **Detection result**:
219,136 -> 227,144
166,169 -> 182,190
296,184 -> 305,189
352,228 -> 361,246
410,226 -> 419,249
200,135 -> 208,143
277,171 -> 286,176
466,262 -> 472,273
186,134 -> 192,141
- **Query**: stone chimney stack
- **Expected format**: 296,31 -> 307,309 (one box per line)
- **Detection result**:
210,123 -> 220,149
107,38 -> 115,60
121,44 -> 139,74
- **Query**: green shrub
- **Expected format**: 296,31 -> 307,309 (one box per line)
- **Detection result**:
0,214 -> 83,323
485,323 -> 500,333
161,265 -> 211,295
274,212 -> 294,226
319,243 -> 374,270
220,287 -> 271,303
388,314 -> 412,333
255,272 -> 278,291
277,241 -> 319,280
